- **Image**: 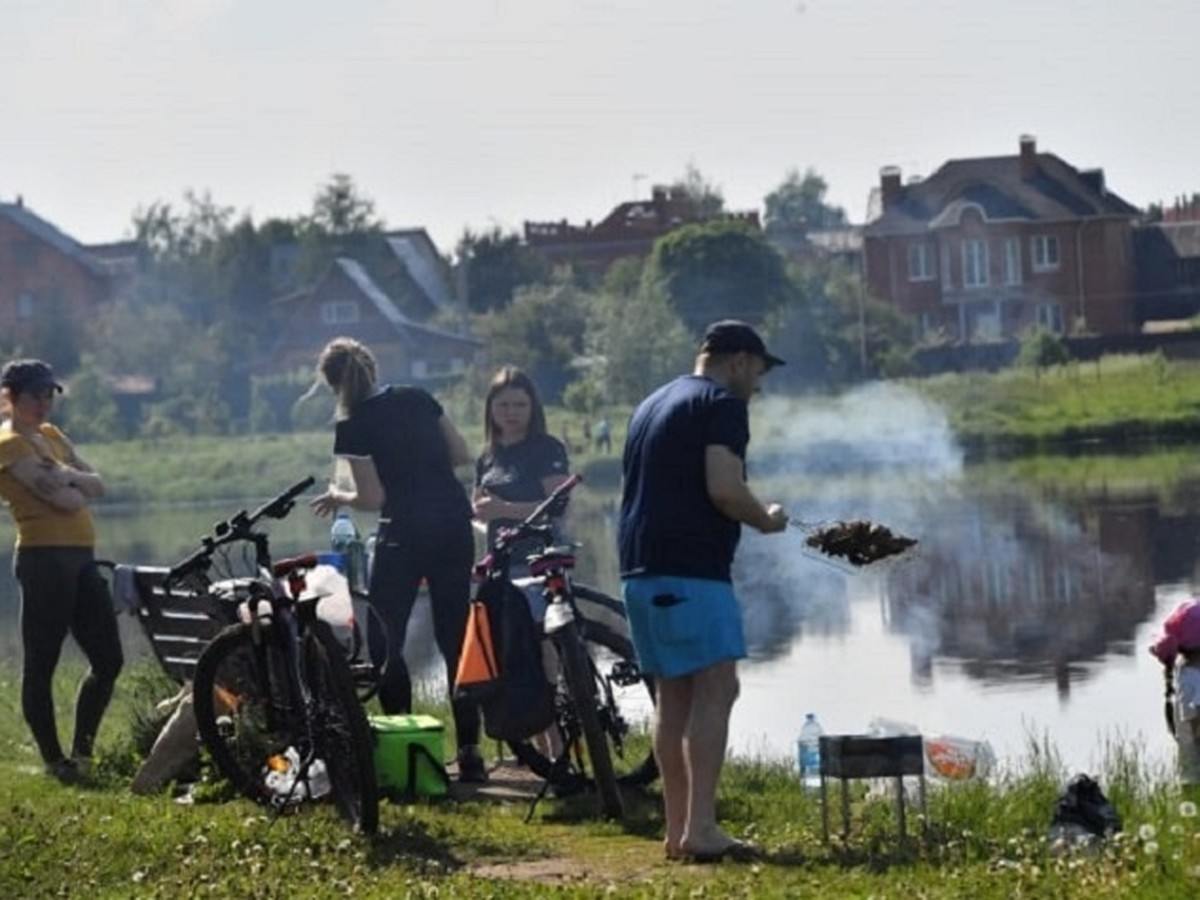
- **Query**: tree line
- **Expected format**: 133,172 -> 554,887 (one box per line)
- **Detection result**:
4,169 -> 918,442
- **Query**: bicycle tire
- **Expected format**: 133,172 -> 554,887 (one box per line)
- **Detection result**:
303,621 -> 379,835
510,583 -> 658,791
555,616 -> 624,818
194,623 -> 297,805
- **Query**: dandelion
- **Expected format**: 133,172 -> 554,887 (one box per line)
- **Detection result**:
1139,823 -> 1157,841
1144,841 -> 1159,856
1181,801 -> 1198,818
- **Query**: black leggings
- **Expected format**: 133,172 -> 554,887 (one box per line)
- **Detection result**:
16,547 -> 124,764
367,518 -> 479,749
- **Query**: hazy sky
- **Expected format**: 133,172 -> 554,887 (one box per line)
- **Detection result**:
4,0 -> 1197,253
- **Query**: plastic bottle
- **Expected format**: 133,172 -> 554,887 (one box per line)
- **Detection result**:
797,712 -> 824,790
330,511 -> 368,593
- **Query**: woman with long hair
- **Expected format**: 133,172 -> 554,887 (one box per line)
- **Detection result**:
308,337 -> 486,783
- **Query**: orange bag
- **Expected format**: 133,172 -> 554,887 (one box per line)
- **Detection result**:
454,599 -> 500,699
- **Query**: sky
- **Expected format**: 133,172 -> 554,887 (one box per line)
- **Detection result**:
3,0 -> 1198,255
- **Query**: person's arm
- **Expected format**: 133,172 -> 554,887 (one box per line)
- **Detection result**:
439,415 -> 471,468
60,442 -> 105,499
474,473 -> 571,524
309,456 -> 385,517
5,455 -> 88,512
704,444 -> 787,534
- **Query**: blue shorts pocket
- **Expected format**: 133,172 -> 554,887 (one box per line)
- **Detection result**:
651,596 -> 701,646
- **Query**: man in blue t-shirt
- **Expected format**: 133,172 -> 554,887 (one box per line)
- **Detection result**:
619,319 -> 788,863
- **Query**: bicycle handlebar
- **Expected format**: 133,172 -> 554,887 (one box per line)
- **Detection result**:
488,472 -> 582,561
168,476 -> 316,582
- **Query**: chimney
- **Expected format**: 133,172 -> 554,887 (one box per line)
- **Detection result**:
1019,134 -> 1037,180
880,166 -> 902,208
1079,168 -> 1106,197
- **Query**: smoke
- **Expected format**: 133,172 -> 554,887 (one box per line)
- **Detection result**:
737,381 -> 963,657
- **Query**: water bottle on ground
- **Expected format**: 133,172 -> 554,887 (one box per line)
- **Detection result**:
797,712 -> 824,790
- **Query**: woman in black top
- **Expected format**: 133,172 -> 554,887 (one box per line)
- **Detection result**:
473,367 -> 570,589
309,338 -> 486,782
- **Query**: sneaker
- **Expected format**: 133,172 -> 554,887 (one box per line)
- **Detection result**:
456,745 -> 489,784
45,758 -> 85,785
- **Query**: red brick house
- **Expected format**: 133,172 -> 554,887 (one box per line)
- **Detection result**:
863,136 -> 1142,344
524,185 -> 761,274
264,257 -> 480,383
0,199 -> 134,354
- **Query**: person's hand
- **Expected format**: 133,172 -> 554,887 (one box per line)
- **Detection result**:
309,488 -> 339,519
761,503 -> 788,534
472,493 -> 507,523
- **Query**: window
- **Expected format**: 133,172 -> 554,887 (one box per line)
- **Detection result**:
1004,237 -> 1022,285
320,300 -> 360,325
962,240 -> 988,288
1036,303 -> 1063,334
907,242 -> 935,281
1031,234 -> 1060,271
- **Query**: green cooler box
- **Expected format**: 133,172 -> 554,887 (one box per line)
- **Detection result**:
370,714 -> 450,798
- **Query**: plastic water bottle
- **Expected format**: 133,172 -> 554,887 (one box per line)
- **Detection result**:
797,712 -> 824,790
330,511 -> 369,592
330,510 -> 357,553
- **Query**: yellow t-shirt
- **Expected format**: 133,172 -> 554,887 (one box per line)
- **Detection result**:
0,422 -> 96,547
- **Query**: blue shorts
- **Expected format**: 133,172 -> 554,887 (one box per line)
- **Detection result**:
621,575 -> 746,679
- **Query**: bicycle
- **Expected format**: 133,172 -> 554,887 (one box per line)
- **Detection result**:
166,476 -> 379,835
476,473 -> 658,819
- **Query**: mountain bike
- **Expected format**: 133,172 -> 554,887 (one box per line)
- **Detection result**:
478,474 -> 658,819
167,476 -> 379,835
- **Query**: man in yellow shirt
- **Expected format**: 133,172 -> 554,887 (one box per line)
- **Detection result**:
0,359 -> 121,784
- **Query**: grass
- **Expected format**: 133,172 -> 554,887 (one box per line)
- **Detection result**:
4,660 -> 1200,897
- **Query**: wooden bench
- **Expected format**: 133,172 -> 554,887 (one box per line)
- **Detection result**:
110,565 -> 238,686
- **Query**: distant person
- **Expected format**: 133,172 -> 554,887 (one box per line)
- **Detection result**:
594,416 -> 612,454
0,359 -> 122,785
473,365 -> 570,605
1150,598 -> 1200,802
619,320 -> 788,862
306,338 -> 487,783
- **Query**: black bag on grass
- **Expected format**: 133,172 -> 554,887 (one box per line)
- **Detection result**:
1049,773 -> 1123,838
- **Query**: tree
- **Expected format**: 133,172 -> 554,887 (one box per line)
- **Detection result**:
578,282 -> 694,406
645,220 -> 793,334
669,164 -> 725,220
763,168 -> 848,232
457,226 -> 549,314
307,173 -> 382,236
472,278 -> 589,402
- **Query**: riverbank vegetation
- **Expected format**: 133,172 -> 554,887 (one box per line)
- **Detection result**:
2,660 -> 1198,898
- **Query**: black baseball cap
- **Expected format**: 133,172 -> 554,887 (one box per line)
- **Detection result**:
700,320 -> 786,369
1,359 -> 63,394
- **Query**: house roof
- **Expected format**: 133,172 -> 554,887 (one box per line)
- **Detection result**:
384,229 -> 455,312
276,257 -> 480,348
0,201 -> 109,277
864,150 -> 1141,237
1150,222 -> 1200,258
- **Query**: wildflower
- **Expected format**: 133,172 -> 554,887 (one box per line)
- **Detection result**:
1144,841 -> 1159,856
1181,801 -> 1198,818
1138,823 -> 1157,841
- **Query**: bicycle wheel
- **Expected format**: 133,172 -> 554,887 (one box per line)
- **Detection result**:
303,620 -> 379,836
194,623 -> 298,805
510,583 -> 658,791
555,617 -> 624,818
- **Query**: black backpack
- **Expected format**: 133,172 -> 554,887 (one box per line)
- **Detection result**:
473,579 -> 556,744
1049,773 -> 1123,838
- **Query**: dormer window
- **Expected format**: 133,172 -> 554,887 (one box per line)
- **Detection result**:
320,300 -> 360,325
